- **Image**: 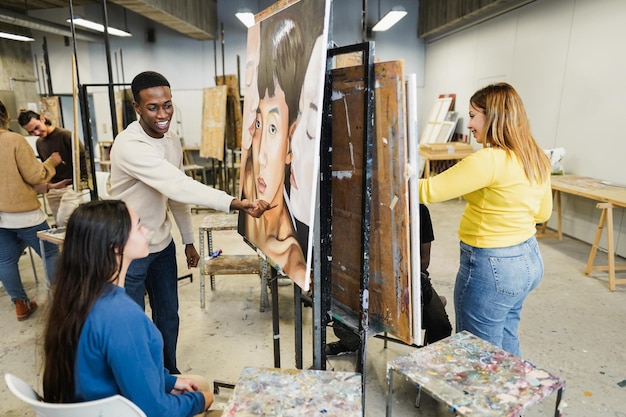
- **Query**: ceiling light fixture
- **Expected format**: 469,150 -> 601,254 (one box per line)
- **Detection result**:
67,17 -> 132,37
371,7 -> 407,32
235,10 -> 255,28
0,31 -> 34,41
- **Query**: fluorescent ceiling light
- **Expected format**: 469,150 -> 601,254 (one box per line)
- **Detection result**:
235,11 -> 255,28
372,8 -> 407,32
67,17 -> 132,37
0,31 -> 34,41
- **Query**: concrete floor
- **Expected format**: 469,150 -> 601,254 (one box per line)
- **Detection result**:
1,199 -> 625,416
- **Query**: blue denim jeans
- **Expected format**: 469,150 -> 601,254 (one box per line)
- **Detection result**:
454,236 -> 543,357
0,221 -> 59,303
124,239 -> 180,374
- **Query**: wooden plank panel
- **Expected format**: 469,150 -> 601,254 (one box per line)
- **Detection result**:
200,85 -> 227,160
215,74 -> 243,150
331,60 -> 412,343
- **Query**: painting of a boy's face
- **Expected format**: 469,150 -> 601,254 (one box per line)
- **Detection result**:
238,0 -> 330,291
252,83 -> 291,205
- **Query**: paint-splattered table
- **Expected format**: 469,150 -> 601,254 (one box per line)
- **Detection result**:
222,367 -> 362,416
386,331 -> 565,416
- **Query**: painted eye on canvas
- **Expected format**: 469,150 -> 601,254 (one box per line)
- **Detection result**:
269,124 -> 277,135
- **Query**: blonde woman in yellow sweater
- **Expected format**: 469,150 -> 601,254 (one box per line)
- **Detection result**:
419,83 -> 552,356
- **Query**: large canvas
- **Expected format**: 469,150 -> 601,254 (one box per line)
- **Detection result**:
238,0 -> 330,291
330,61 -> 414,344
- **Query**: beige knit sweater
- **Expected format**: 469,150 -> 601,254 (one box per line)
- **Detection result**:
0,129 -> 57,213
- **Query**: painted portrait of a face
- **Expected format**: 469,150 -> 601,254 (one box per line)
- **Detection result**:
238,0 -> 330,291
252,82 -> 292,205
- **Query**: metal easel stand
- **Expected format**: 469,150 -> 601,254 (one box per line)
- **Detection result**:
306,41 -> 375,416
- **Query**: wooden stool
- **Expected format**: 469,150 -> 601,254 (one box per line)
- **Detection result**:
585,202 -> 626,291
199,213 -> 269,312
200,254 -> 269,312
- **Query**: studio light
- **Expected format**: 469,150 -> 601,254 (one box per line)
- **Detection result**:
371,7 -> 407,32
0,31 -> 34,41
235,10 -> 255,28
67,17 -> 132,37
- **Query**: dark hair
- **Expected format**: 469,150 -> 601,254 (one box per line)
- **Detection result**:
131,71 -> 171,103
0,100 -> 8,128
43,200 -> 132,403
257,17 -> 306,127
17,109 -> 51,127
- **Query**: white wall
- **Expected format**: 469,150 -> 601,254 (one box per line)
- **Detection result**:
28,0 -> 425,148
422,0 -> 626,256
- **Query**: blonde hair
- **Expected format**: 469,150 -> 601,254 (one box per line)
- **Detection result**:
470,83 -> 550,184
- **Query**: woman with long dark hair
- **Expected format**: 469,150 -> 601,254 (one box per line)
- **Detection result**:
43,200 -> 213,416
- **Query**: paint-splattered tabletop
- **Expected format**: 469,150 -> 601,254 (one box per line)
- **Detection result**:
222,367 -> 362,416
387,331 -> 565,416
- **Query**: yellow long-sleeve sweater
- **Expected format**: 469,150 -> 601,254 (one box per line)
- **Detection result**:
0,129 -> 56,213
419,147 -> 552,248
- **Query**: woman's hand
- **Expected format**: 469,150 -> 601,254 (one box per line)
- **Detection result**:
171,377 -> 214,410
170,376 -> 199,394
48,152 -> 64,166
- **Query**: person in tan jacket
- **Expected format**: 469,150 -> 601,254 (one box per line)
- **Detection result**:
0,100 -> 63,321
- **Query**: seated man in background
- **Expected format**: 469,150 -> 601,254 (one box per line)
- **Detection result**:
18,110 -> 87,227
326,203 -> 452,355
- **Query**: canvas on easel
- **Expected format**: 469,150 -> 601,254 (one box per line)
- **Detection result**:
40,96 -> 61,129
215,74 -> 243,151
237,0 -> 331,291
419,94 -> 456,145
330,60 -> 414,344
200,85 -> 227,160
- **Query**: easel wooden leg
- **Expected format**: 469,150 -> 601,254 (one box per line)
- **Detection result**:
424,159 -> 431,178
606,204 -> 616,291
556,190 -> 562,240
585,203 -> 608,278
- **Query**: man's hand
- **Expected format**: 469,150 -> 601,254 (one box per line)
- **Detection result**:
185,244 -> 200,268
48,178 -> 72,190
231,198 -> 275,218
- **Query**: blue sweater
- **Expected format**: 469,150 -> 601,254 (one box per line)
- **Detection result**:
74,284 -> 204,417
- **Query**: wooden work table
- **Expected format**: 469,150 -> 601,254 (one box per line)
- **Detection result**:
542,175 -> 626,290
419,142 -> 473,178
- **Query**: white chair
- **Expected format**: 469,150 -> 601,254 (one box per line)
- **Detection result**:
4,373 -> 146,417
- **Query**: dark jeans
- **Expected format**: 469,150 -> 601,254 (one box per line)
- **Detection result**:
124,239 -> 180,374
332,272 -> 452,348
421,272 -> 453,344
